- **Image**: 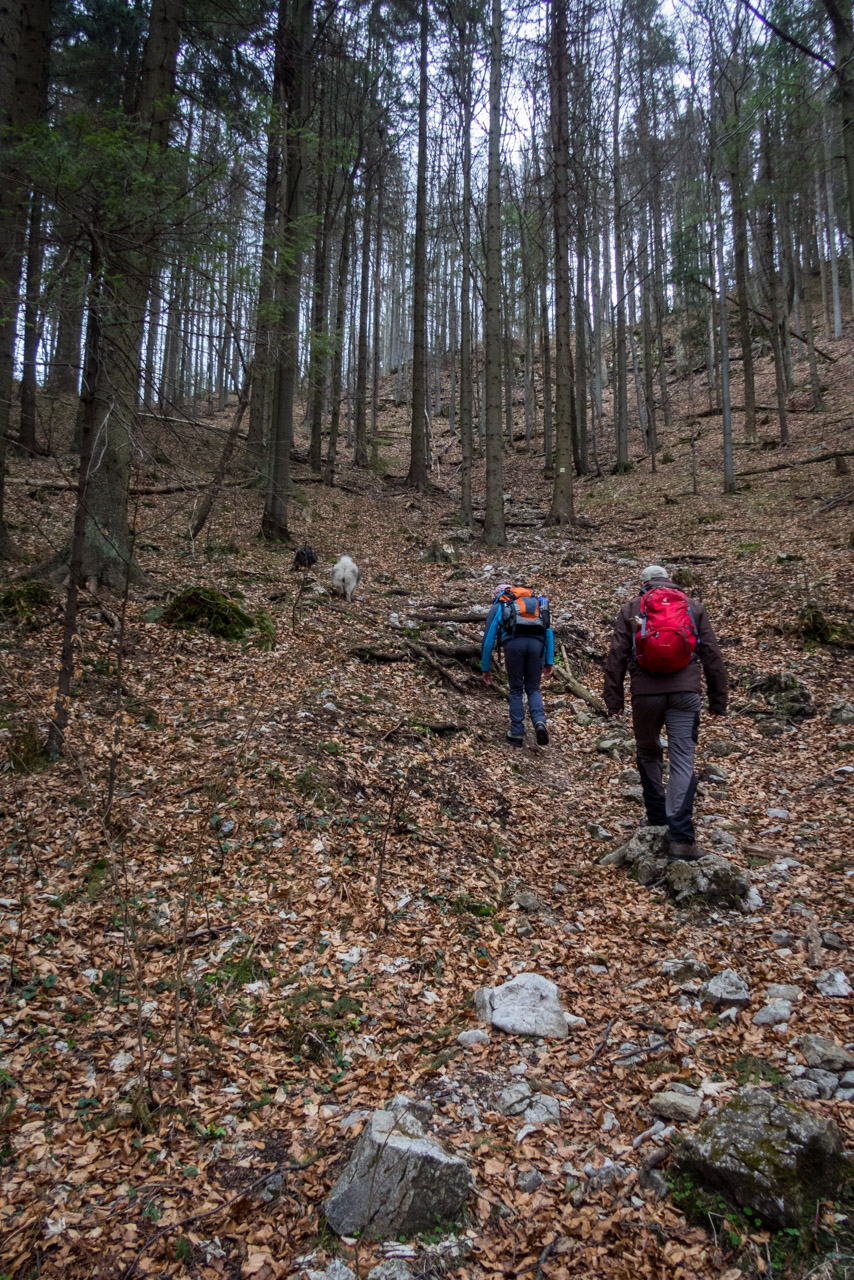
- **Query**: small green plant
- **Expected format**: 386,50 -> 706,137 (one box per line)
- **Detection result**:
732,1054 -> 785,1086
697,510 -> 723,524
86,857 -> 110,901
174,1236 -> 193,1263
451,894 -> 496,918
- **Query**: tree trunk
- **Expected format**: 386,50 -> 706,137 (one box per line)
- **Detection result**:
797,210 -> 824,409
458,13 -> 473,524
18,192 -> 43,456
324,168 -> 359,486
612,16 -> 629,473
0,0 -> 51,558
407,0 -> 429,491
546,0 -> 575,524
714,175 -> 734,493
822,0 -> 854,246
48,232 -> 87,395
533,134 -> 553,476
370,159 -> 384,467
823,123 -> 843,337
47,258 -> 103,759
246,1 -> 287,475
70,0 -> 184,588
730,156 -> 756,442
354,165 -> 373,468
191,366 -> 252,540
758,122 -> 789,446
261,0 -> 313,540
483,0 -> 505,544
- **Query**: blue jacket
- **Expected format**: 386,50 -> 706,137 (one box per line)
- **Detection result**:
481,598 -> 555,672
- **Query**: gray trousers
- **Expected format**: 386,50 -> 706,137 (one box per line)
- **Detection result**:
631,690 -> 701,843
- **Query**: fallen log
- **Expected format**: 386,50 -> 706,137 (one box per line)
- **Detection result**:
7,476 -> 252,496
404,640 -> 470,692
349,646 -> 408,662
412,612 -> 488,624
421,641 -> 480,659
693,404 -> 775,418
385,720 -> 465,737
556,645 -> 608,715
736,448 -> 854,478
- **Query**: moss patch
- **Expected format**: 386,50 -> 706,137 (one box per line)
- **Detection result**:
162,587 -> 276,649
799,602 -> 854,650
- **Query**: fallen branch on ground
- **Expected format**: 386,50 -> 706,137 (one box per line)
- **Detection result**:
736,448 -> 854,478
122,1157 -> 317,1278
555,646 -> 607,715
350,646 -> 408,663
404,640 -> 470,692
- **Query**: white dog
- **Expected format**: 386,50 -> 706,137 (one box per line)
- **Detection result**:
331,555 -> 361,603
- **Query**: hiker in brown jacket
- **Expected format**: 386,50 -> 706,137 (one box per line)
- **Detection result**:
603,565 -> 728,860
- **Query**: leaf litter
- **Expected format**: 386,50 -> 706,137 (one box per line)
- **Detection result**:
1,356 -> 853,1279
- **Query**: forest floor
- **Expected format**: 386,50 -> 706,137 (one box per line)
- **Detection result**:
1,342 -> 854,1280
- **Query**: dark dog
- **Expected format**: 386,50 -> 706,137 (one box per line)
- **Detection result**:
293,545 -> 317,572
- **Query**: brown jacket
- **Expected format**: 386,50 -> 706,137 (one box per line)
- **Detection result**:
603,579 -> 728,715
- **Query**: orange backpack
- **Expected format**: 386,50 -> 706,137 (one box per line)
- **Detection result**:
498,587 -> 549,638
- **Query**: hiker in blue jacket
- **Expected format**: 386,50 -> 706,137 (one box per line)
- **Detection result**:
481,583 -> 555,747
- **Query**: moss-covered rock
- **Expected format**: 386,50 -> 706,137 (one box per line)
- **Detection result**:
162,587 -> 275,649
746,672 -> 814,722
672,1085 -> 845,1228
799,602 -> 854,649
666,853 -> 753,912
422,542 -> 459,565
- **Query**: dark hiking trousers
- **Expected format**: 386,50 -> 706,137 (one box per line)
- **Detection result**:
632,690 -> 701,843
503,635 -> 546,738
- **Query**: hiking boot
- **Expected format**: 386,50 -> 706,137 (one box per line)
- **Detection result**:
535,722 -> 549,746
668,841 -> 703,863
505,732 -> 524,748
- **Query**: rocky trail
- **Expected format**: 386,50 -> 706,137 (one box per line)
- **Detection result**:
1,357 -> 853,1279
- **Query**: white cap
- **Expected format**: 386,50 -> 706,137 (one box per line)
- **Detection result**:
640,564 -> 668,584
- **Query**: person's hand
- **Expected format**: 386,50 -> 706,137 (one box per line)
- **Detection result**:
482,671 -> 493,687
542,665 -> 553,680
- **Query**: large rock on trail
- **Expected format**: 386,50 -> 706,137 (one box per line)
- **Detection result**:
665,853 -> 754,911
700,969 -> 751,1009
324,1098 -> 472,1240
475,972 -> 570,1039
672,1086 -> 845,1228
600,828 -> 757,910
797,1034 -> 854,1073
598,826 -> 670,885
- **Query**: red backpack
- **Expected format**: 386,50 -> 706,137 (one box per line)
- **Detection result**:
634,587 -> 698,673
